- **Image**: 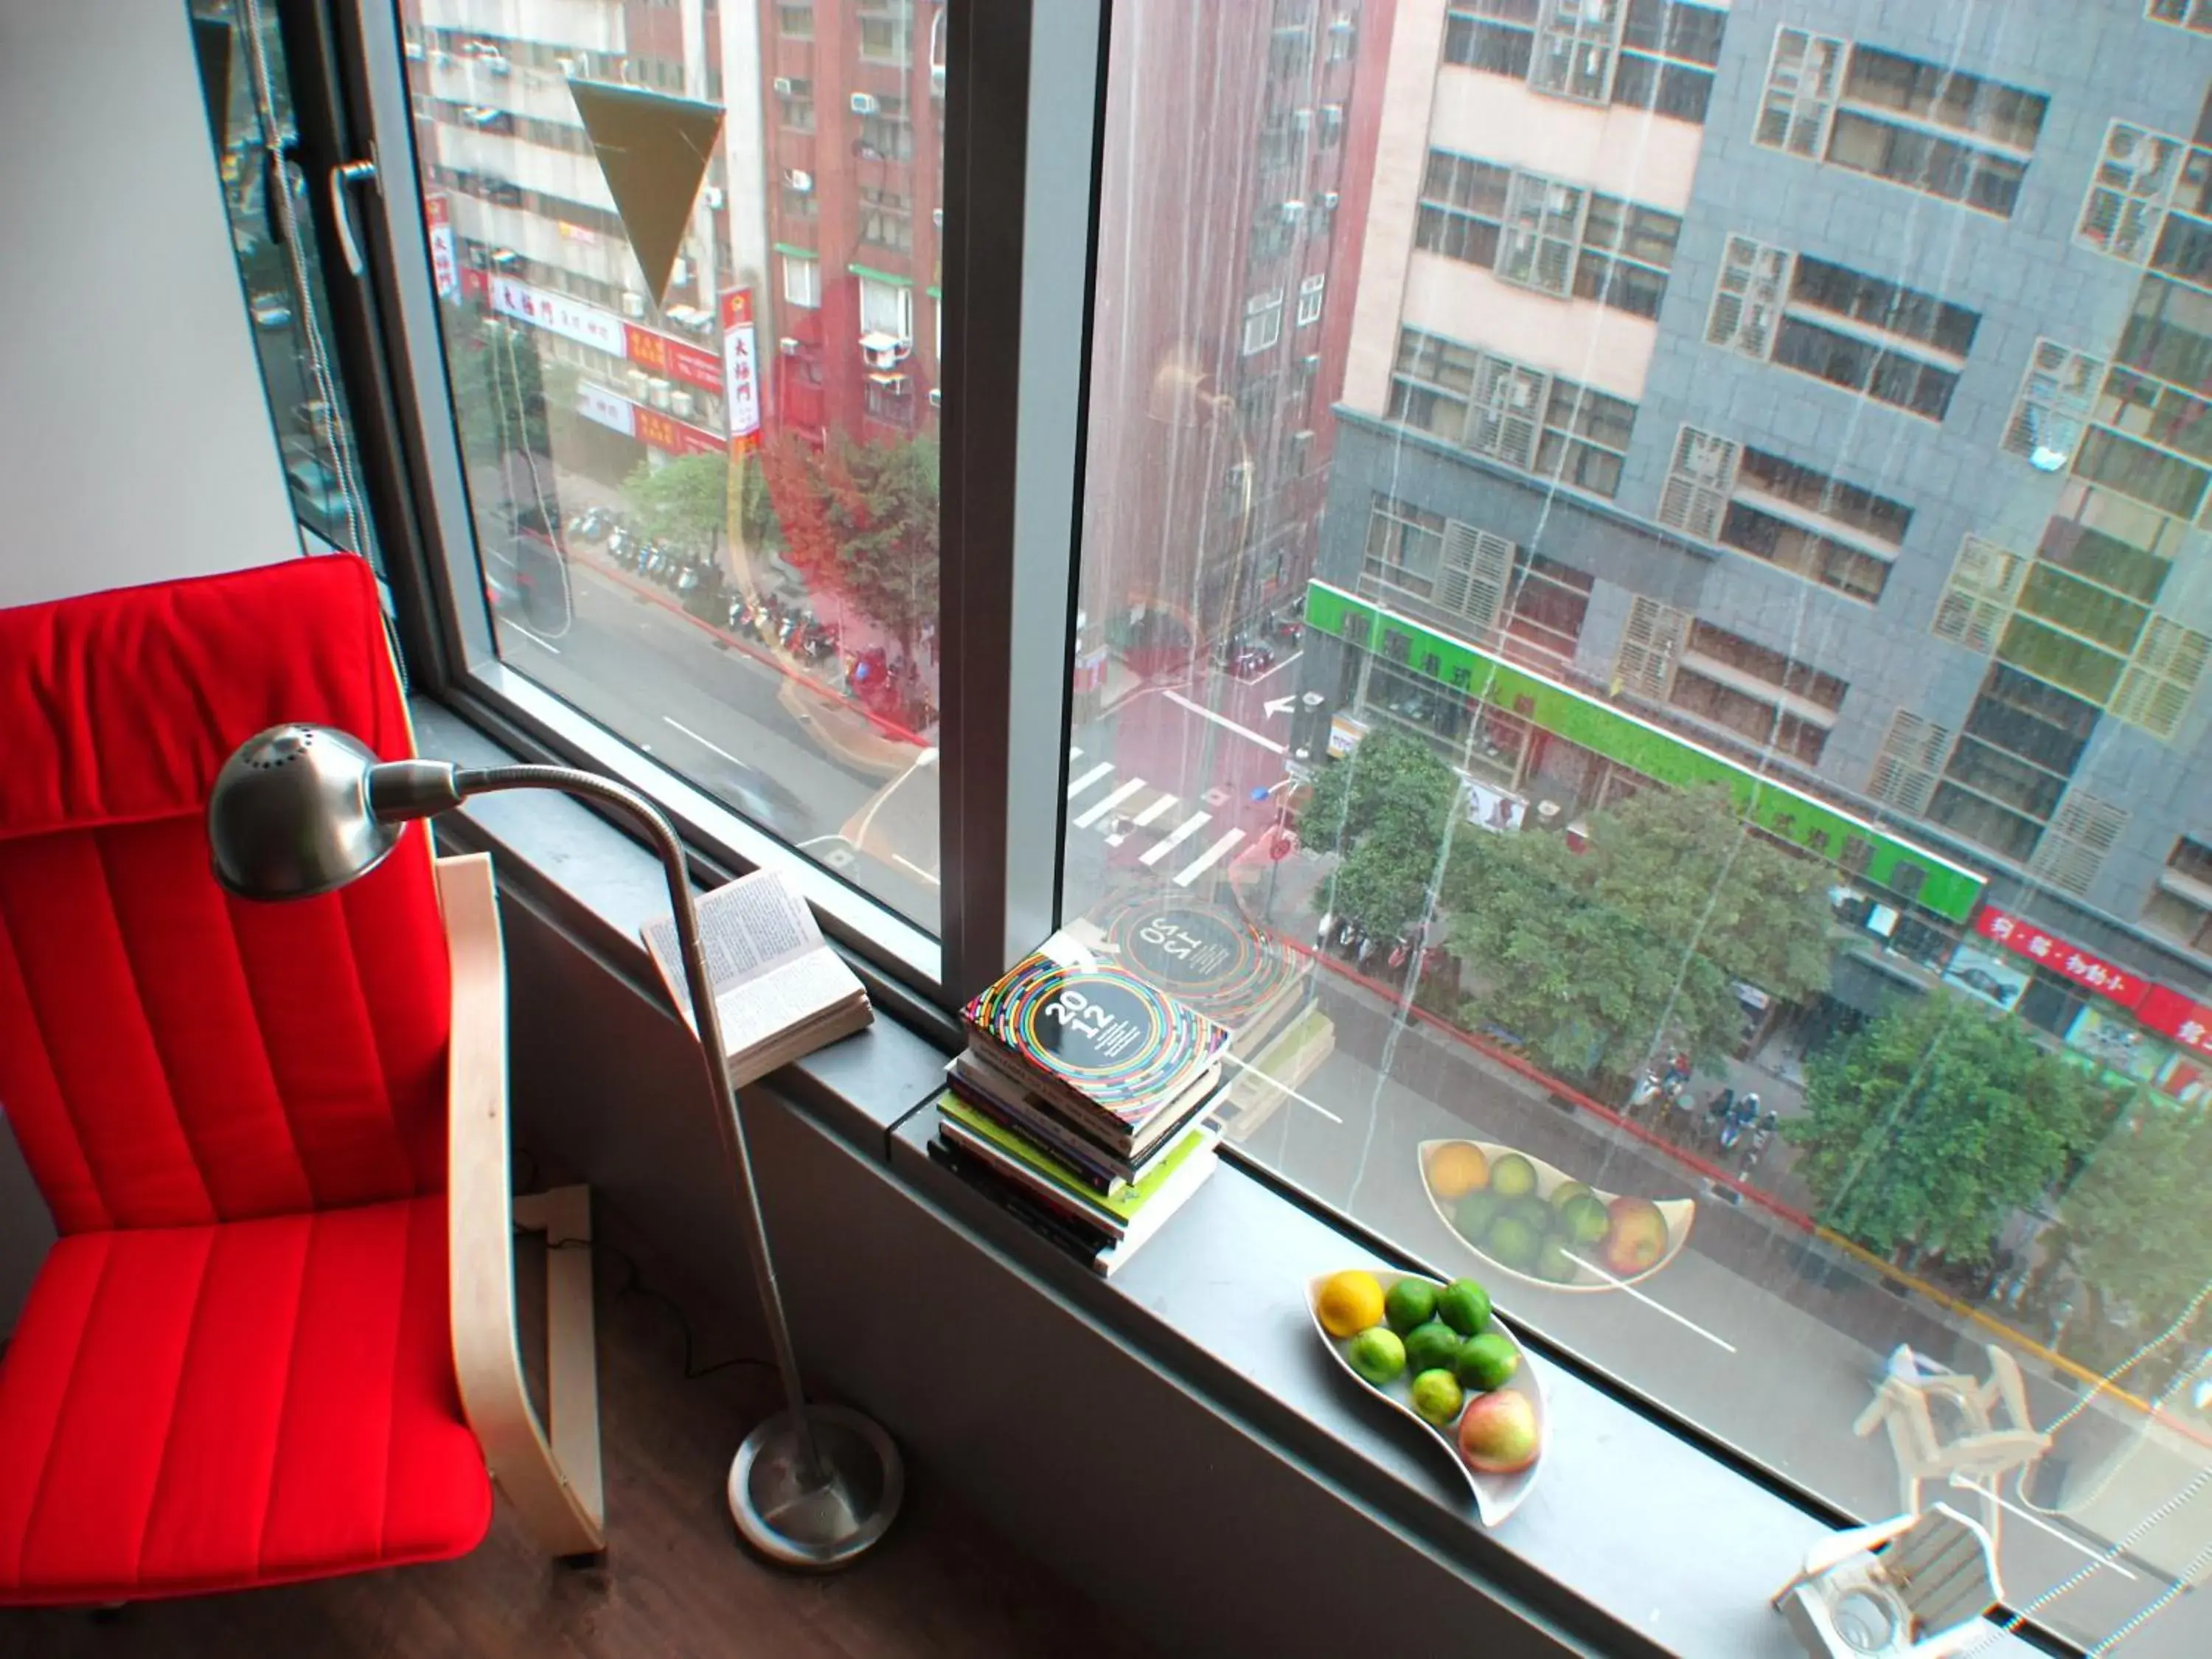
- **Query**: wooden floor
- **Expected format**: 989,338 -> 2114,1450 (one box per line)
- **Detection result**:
2,1237 -> 1163,1659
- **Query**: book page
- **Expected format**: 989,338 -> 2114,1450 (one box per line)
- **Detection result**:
644,867 -> 832,1038
715,947 -> 864,1057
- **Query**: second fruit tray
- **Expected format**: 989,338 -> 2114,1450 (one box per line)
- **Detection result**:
1418,1139 -> 1694,1294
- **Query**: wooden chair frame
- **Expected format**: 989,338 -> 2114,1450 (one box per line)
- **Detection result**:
439,853 -> 606,1558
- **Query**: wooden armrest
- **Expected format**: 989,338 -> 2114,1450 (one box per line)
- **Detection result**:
439,852 -> 606,1557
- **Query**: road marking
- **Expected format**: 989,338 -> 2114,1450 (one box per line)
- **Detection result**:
1068,745 -> 1082,761
1139,810 -> 1211,867
1174,827 -> 1246,886
507,622 -> 563,655
891,853 -> 942,886
1985,1493 -> 2138,1578
1222,1054 -> 1343,1122
1074,776 -> 1147,829
1130,793 -> 1178,827
1164,689 -> 1287,754
663,715 -> 743,767
1066,760 -> 1115,800
1563,1253 -> 1738,1353
1246,648 -> 1303,686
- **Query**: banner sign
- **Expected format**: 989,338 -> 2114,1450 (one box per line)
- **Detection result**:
625,323 -> 724,394
577,382 -> 721,457
2136,984 -> 2212,1060
426,194 -> 458,301
1973,906 -> 2151,1009
489,276 -> 626,355
720,288 -> 761,453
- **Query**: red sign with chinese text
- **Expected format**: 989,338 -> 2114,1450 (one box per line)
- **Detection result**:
2136,985 -> 2212,1060
623,323 -> 724,394
719,288 -> 760,454
1972,906 -> 2152,1009
632,406 -> 724,459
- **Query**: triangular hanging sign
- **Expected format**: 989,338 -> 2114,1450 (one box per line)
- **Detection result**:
566,79 -> 725,310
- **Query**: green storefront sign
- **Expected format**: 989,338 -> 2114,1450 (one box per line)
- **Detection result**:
1306,581 -> 1986,923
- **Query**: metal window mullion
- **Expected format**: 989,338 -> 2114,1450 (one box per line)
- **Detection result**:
936,0 -> 1107,1004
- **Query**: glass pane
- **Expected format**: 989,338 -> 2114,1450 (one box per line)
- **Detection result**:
392,0 -> 943,932
189,1 -> 382,566
1065,10 -> 2212,1655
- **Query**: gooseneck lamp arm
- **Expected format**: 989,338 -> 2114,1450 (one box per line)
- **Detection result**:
207,726 -> 900,1568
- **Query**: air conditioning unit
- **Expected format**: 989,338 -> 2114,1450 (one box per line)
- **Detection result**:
647,377 -> 672,410
850,92 -> 879,116
703,186 -> 724,210
669,257 -> 689,286
933,206 -> 944,229
928,387 -> 941,408
866,372 -> 911,394
1321,190 -> 1340,211
1291,108 -> 1313,131
931,63 -> 946,96
670,390 -> 697,419
1280,200 -> 1307,223
1299,352 -> 1323,372
778,336 -> 803,355
860,331 -> 911,369
621,291 -> 647,319
785,168 -> 813,192
773,76 -> 796,97
488,246 -> 522,271
627,369 -> 652,398
556,53 -> 588,77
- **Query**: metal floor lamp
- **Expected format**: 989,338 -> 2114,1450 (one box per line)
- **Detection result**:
207,723 -> 902,1568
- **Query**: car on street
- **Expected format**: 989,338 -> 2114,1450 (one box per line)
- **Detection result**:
249,289 -> 293,330
1952,967 -> 2021,1005
1217,636 -> 1274,679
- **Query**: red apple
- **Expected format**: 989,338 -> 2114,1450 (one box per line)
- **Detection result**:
1600,1196 -> 1669,1276
1457,1387 -> 1540,1475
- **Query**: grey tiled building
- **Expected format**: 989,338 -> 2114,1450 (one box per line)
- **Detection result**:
1296,0 -> 2212,1064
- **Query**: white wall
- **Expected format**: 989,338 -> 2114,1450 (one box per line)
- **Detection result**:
0,0 -> 305,1331
0,0 -> 300,611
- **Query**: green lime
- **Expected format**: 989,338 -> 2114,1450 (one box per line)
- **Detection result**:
1535,1237 -> 1580,1283
1559,1192 -> 1610,1245
1436,1277 -> 1492,1337
1453,1189 -> 1498,1244
1402,1319 -> 1462,1377
1408,1368 -> 1464,1427
1489,1152 -> 1537,1199
1385,1277 -> 1439,1334
1512,1194 -> 1556,1236
1456,1332 -> 1521,1392
1346,1326 -> 1407,1386
1548,1179 -> 1593,1214
1486,1214 -> 1540,1272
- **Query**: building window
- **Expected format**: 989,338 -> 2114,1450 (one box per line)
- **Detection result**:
1296,273 -> 1326,327
2149,0 -> 2212,29
782,183 -> 818,222
776,2 -> 813,39
2003,338 -> 2104,470
1718,250 -> 1982,420
775,77 -> 814,131
864,371 -> 914,424
1866,710 -> 1955,816
1707,234 -> 1790,360
1529,0 -> 1622,104
2113,616 -> 2212,737
2144,835 -> 2212,950
1655,425 -> 1740,541
1447,0 -> 1722,124
2077,121 -> 2212,288
1443,0 -> 1539,80
782,253 -> 821,309
1667,622 -> 1846,768
1662,431 -> 1907,602
1757,32 -> 2046,218
858,185 -> 913,254
1418,150 -> 1678,318
1243,289 -> 1285,355
858,96 -> 912,160
1387,330 -> 1633,497
1363,496 -> 1449,600
1931,535 -> 2028,655
1613,0 -> 1725,124
859,2 -> 914,63
859,276 -> 914,340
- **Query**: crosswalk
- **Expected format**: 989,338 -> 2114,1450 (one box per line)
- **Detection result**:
1065,747 -> 1246,887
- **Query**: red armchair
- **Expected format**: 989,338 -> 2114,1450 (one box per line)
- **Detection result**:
0,557 -> 602,1605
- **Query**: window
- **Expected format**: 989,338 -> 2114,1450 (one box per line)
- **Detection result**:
1244,289 -> 1285,355
1416,150 -> 1677,318
305,8 -> 2212,1652
1757,31 -> 2045,217
782,252 -> 821,308
860,275 -> 914,340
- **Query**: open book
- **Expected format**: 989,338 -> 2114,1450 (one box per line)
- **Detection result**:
641,867 -> 872,1086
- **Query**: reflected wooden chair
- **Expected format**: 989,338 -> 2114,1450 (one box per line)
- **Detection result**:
1773,1503 -> 2003,1658
1854,1375 -> 2048,1549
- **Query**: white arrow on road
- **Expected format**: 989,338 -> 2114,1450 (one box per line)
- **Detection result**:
1262,695 -> 1296,718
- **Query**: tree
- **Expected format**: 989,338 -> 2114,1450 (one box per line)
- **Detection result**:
829,434 -> 939,676
1785,993 -> 2107,1261
2060,1105 -> 2212,1351
1440,782 -> 1833,1081
1298,731 -> 1462,942
445,305 -> 570,459
757,429 -> 844,591
624,453 -> 731,560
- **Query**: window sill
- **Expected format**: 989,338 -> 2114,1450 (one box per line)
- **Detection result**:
411,695 -> 2042,1658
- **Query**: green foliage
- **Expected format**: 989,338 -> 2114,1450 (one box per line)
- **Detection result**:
1441,782 -> 1832,1080
829,435 -> 939,662
1785,992 -> 2106,1259
623,453 -> 731,559
1300,731 -> 1463,942
447,307 -> 560,457
2061,1105 -> 2212,1343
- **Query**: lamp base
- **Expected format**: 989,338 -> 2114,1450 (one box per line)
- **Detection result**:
726,1404 -> 903,1570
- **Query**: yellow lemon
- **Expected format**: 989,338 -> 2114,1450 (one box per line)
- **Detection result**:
1315,1270 -> 1386,1338
1427,1141 -> 1489,1200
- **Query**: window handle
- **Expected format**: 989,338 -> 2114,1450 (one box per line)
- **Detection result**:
330,159 -> 378,276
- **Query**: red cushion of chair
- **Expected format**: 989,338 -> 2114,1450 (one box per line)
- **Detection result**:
0,559 -> 450,1233
0,1197 -> 490,1604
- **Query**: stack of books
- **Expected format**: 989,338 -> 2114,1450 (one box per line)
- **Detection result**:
931,938 -> 1231,1276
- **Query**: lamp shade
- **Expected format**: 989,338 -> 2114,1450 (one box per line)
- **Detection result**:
208,723 -> 401,900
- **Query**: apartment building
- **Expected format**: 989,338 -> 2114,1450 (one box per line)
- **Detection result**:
1296,0 -> 2212,1074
